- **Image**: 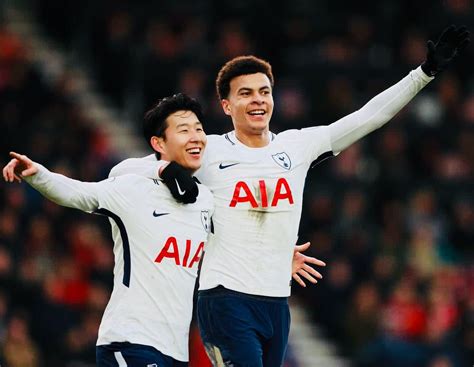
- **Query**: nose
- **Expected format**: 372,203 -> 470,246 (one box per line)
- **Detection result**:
252,93 -> 264,104
189,129 -> 202,142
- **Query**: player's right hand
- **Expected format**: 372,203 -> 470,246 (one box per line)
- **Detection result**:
292,242 -> 326,287
2,152 -> 38,183
160,161 -> 199,204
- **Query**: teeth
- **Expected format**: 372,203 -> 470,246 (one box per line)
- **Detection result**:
248,110 -> 265,115
187,148 -> 201,154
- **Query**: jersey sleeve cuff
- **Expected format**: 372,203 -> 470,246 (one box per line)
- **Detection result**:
23,163 -> 49,186
415,65 -> 435,82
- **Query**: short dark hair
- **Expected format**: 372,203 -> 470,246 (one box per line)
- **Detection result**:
216,55 -> 274,100
143,93 -> 204,158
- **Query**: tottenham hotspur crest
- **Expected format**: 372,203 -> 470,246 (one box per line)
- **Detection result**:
201,210 -> 211,233
272,152 -> 291,170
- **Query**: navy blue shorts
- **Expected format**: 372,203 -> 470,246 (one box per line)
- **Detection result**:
96,342 -> 188,367
197,286 -> 290,367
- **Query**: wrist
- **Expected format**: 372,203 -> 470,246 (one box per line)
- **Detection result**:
421,61 -> 437,77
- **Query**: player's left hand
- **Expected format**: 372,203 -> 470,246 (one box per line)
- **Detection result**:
160,161 -> 199,204
2,152 -> 38,183
292,242 -> 326,287
421,25 -> 470,76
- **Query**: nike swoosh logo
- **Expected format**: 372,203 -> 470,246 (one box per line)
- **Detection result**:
153,211 -> 169,218
175,179 -> 186,195
219,163 -> 239,169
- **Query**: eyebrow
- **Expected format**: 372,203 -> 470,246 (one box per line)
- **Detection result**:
176,121 -> 202,129
237,86 -> 271,93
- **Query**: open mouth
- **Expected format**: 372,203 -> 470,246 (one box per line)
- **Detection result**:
247,109 -> 266,116
186,147 -> 202,156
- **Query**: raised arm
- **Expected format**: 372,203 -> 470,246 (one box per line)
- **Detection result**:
327,25 -> 470,154
3,152 -> 100,212
328,66 -> 432,154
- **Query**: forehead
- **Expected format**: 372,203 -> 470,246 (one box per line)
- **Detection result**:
165,110 -> 200,127
229,73 -> 272,92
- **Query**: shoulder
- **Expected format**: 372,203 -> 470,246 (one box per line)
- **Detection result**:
103,174 -> 155,191
275,126 -> 329,142
197,183 -> 213,198
115,154 -> 157,165
109,154 -> 158,171
206,133 -> 236,148
197,183 -> 214,202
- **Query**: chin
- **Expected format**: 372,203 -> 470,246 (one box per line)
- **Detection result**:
184,161 -> 201,172
249,118 -> 269,129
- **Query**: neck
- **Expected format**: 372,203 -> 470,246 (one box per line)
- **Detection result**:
234,130 -> 270,148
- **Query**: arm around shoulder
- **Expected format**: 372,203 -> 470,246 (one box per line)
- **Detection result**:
109,155 -> 166,179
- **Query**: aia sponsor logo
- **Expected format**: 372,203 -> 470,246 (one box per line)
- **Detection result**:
229,178 -> 294,208
154,237 -> 204,269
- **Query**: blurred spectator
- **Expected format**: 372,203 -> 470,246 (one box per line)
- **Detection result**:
3,314 -> 40,367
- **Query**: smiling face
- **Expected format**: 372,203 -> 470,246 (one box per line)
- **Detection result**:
151,110 -> 206,172
221,72 -> 274,145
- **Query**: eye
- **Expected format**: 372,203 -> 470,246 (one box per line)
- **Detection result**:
262,90 -> 270,95
179,129 -> 188,133
240,91 -> 250,96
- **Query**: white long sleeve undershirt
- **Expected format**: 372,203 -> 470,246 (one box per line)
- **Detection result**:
24,164 -> 100,212
327,66 -> 433,154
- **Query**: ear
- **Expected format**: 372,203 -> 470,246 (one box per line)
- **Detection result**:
150,136 -> 166,156
221,99 -> 232,116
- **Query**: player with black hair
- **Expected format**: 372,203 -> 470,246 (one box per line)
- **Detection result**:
3,94 -> 211,367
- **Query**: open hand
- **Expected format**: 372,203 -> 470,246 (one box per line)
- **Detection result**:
292,242 -> 326,287
421,25 -> 470,76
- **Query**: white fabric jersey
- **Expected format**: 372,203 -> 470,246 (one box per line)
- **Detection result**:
110,67 -> 433,297
25,166 -> 214,361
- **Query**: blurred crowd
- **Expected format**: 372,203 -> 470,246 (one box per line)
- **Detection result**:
0,0 -> 473,366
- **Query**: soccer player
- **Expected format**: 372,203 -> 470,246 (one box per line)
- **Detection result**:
2,94 -> 213,367
108,26 -> 470,366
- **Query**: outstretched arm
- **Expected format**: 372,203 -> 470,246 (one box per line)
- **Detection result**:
327,66 -> 432,153
327,25 -> 470,154
3,152 -> 100,212
292,242 -> 326,287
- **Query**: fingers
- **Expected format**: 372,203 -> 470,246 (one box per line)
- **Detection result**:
455,27 -> 470,52
21,167 -> 37,177
458,38 -> 470,52
2,158 -> 20,183
292,273 -> 306,288
303,256 -> 326,267
298,269 -> 318,284
439,24 -> 456,43
9,151 -> 25,161
294,241 -> 310,253
426,40 -> 436,53
303,264 -> 323,279
456,30 -> 470,41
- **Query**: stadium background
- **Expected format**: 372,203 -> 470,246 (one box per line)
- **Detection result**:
0,0 -> 473,366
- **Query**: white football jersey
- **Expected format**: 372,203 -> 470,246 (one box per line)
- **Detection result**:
25,166 -> 214,361
110,67 -> 432,297
195,129 -> 331,296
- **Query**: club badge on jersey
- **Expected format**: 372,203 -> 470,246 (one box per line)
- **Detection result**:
201,210 -> 211,233
272,152 -> 292,170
